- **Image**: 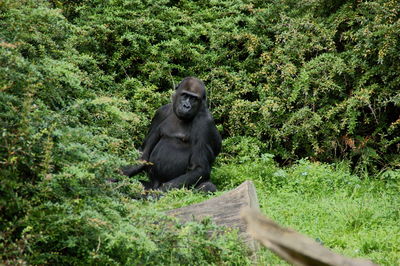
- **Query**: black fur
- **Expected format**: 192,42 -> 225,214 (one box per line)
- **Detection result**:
122,77 -> 221,192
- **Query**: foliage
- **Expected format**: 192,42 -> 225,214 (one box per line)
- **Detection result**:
0,0 -> 248,264
1,0 -> 399,264
213,158 -> 400,265
54,0 -> 399,170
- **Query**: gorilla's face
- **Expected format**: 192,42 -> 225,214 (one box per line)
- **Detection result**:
173,77 -> 205,121
174,90 -> 201,120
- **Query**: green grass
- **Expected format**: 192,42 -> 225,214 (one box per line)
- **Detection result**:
259,189 -> 399,265
148,158 -> 400,265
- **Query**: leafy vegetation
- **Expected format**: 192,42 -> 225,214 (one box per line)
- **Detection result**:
0,0 -> 399,265
214,156 -> 400,265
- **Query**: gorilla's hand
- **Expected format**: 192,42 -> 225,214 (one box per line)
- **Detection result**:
121,163 -> 146,177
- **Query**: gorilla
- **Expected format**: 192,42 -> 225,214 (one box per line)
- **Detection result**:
122,77 -> 221,192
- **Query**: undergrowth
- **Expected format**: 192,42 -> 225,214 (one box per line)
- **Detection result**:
216,155 -> 399,265
140,154 -> 399,265
1,0 -> 399,265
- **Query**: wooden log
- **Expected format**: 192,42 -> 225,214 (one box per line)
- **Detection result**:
241,208 -> 378,266
166,180 -> 260,250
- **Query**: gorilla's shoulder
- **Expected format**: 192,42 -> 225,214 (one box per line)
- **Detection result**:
203,110 -> 216,123
157,103 -> 172,112
194,110 -> 217,129
154,103 -> 173,117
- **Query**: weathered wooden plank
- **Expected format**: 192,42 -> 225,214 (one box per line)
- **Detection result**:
241,208 -> 378,266
166,180 -> 260,249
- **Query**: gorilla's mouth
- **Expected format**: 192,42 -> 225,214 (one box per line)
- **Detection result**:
176,108 -> 193,120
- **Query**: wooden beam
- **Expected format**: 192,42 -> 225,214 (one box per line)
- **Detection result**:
166,181 -> 260,250
241,208 -> 378,266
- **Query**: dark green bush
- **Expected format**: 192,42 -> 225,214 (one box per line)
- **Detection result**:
53,0 -> 399,170
0,1 -> 251,264
1,0 -> 399,264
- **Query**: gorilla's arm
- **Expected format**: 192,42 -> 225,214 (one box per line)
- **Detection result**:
160,117 -> 221,191
121,164 -> 146,177
122,105 -> 170,177
140,104 -> 171,160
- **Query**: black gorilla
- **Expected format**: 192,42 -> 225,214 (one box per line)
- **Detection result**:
122,77 -> 221,192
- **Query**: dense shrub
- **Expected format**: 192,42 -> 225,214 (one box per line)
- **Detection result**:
1,0 -> 399,264
0,1 -> 252,264
54,0 -> 400,171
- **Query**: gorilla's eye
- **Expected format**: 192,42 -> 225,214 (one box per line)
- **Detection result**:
182,92 -> 199,102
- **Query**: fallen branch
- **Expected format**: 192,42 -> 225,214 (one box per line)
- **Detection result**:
167,181 -> 260,250
241,208 -> 377,266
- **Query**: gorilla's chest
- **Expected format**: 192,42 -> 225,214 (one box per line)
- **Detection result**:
159,118 -> 191,143
149,119 -> 193,181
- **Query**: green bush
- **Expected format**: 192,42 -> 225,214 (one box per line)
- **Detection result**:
59,0 -> 399,170
0,1 -> 251,264
1,0 -> 399,264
